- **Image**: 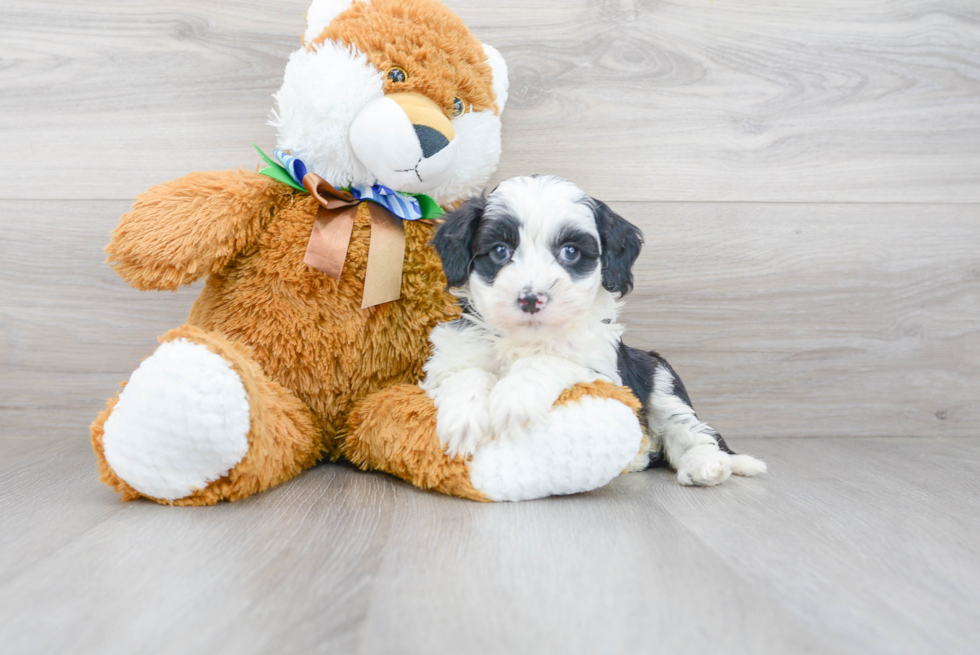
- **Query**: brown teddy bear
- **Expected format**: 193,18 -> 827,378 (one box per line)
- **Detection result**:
90,0 -> 513,505
91,0 -> 649,505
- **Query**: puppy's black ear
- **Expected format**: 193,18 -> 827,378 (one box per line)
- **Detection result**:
432,197 -> 486,288
593,199 -> 643,296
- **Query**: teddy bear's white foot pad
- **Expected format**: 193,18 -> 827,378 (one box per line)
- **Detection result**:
468,396 -> 643,502
102,339 -> 251,501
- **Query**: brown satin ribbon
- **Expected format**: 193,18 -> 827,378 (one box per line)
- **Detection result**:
302,173 -> 406,309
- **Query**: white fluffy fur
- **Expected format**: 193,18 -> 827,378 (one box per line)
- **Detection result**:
430,366 -> 495,458
273,13 -> 507,205
469,396 -> 643,502
424,319 -> 612,457
649,364 -> 767,486
428,109 -> 503,205
468,178 -> 607,340
272,40 -> 382,189
482,44 -> 509,111
349,95 -> 461,193
422,176 -> 627,459
102,339 -> 251,501
423,175 -> 767,489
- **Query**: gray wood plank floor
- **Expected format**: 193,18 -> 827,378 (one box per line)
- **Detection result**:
2,436 -> 979,655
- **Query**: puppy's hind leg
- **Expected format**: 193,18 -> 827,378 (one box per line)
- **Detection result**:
647,359 -> 766,486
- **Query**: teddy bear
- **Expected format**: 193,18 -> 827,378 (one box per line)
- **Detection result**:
91,0 -> 648,505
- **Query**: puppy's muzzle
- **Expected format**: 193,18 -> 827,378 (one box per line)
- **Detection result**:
518,290 -> 549,314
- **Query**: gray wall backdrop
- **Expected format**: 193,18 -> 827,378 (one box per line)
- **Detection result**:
1,0 -> 978,442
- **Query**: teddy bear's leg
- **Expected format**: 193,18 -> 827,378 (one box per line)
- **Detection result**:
344,384 -> 489,501
91,325 -> 321,506
466,382 -> 645,502
344,381 -> 644,502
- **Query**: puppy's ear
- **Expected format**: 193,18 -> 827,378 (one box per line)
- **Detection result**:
432,197 -> 486,288
593,199 -> 643,296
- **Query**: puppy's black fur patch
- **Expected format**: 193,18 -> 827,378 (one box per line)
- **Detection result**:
472,214 -> 521,283
592,199 -> 644,296
552,225 -> 600,279
431,197 -> 486,288
616,343 -> 735,470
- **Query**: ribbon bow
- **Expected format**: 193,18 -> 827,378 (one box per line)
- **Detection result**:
254,145 -> 443,309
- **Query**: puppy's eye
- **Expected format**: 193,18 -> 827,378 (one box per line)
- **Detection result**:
449,97 -> 466,117
489,244 -> 512,264
558,244 -> 581,264
387,67 -> 407,83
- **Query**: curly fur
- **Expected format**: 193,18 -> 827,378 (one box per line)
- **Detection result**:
92,0 -> 507,505
94,171 -> 461,504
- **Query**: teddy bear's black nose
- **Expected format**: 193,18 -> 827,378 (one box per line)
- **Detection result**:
414,124 -> 450,158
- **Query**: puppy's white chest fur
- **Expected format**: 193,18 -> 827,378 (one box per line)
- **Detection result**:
487,306 -> 624,383
421,294 -> 625,459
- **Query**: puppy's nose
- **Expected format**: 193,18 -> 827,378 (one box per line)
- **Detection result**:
518,290 -> 549,314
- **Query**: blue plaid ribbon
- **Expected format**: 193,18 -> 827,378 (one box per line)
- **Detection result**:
274,149 -> 308,185
274,150 -> 423,222
348,183 -> 422,221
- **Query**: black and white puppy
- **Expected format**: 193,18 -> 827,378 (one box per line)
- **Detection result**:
422,175 -> 766,486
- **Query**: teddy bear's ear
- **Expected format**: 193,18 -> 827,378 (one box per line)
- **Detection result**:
482,44 -> 509,112
303,0 -> 356,46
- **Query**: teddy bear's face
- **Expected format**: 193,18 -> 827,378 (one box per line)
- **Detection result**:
271,0 -> 508,205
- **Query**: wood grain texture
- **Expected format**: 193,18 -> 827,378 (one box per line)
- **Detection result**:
1,0 -> 979,201
2,1 -> 978,653
0,200 -> 197,438
2,436 -> 979,654
612,200 -> 980,439
641,437 -> 980,655
3,199 -> 976,440
0,439 -> 397,655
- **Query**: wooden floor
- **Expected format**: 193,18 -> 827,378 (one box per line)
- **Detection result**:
2,435 -> 979,654
2,0 -> 980,653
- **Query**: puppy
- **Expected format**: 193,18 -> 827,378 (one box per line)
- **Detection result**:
421,175 -> 766,486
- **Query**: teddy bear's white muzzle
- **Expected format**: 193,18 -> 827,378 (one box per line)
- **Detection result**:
349,95 -> 459,193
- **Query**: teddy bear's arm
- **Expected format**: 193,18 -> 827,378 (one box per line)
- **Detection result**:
106,169 -> 294,291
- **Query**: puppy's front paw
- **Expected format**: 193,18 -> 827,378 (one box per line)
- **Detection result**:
677,445 -> 732,487
488,376 -> 553,438
436,400 -> 491,459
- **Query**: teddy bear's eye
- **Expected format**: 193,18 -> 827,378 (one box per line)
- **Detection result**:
387,67 -> 407,83
449,97 -> 466,117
